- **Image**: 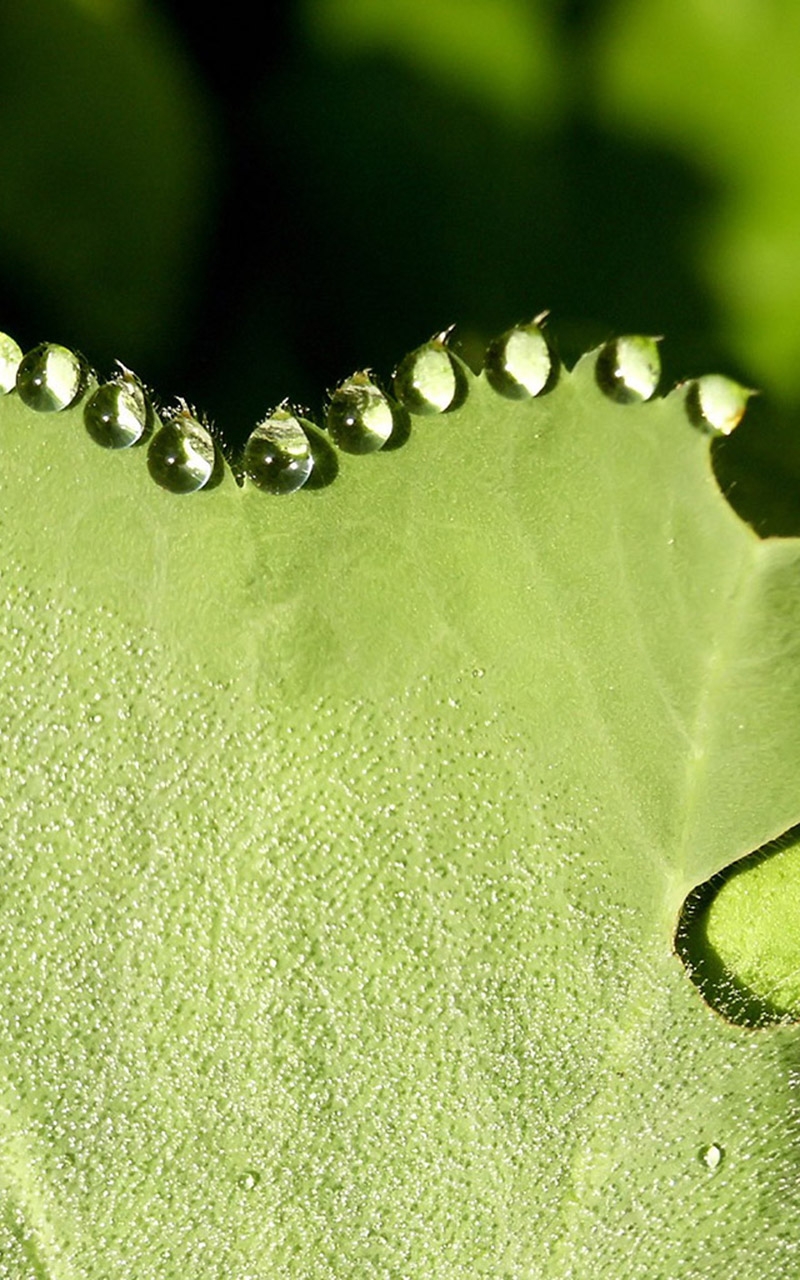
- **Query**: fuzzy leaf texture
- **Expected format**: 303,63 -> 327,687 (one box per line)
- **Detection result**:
0,332 -> 799,1279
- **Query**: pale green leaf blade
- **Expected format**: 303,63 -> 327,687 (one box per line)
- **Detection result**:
0,341 -> 799,1277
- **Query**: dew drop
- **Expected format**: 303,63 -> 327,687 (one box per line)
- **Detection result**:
16,342 -> 85,412
243,409 -> 314,493
393,337 -> 466,415
686,375 -> 753,436
83,367 -> 151,449
595,335 -> 660,403
0,332 -> 22,393
484,319 -> 555,398
699,1143 -> 724,1172
326,372 -> 394,454
147,406 -> 216,494
237,1169 -> 261,1191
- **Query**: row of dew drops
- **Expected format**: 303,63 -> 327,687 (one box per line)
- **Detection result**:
0,321 -> 751,497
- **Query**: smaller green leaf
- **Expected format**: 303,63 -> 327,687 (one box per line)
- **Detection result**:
679,833 -> 800,1026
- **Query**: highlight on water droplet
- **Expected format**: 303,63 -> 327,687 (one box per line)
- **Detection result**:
326,371 -> 395,454
595,335 -> 661,403
0,332 -> 22,393
484,316 -> 556,399
393,332 -> 468,415
237,1169 -> 262,1191
147,403 -> 217,494
16,342 -> 85,412
685,375 -> 754,436
243,409 -> 314,494
699,1143 -> 724,1173
84,365 -> 152,449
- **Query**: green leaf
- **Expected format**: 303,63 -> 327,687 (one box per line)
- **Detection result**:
594,0 -> 800,401
0,0 -> 217,368
302,0 -> 564,122
1,333 -> 799,1276
679,831 -> 800,1026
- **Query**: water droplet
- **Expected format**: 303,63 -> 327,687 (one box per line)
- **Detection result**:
484,318 -> 555,398
326,372 -> 394,453
0,332 -> 22,393
685,375 -> 753,435
243,409 -> 314,493
595,335 -> 660,403
147,405 -> 216,493
83,367 -> 151,449
16,342 -> 85,412
472,667 -> 485,679
237,1169 -> 261,1191
393,336 -> 467,415
699,1143 -> 724,1172
302,421 -> 339,488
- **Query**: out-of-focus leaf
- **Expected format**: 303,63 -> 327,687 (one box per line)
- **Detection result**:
0,0 -> 218,370
595,0 -> 800,399
303,0 -> 563,122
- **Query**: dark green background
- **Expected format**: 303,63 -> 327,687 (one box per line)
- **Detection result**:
1,0 -> 798,531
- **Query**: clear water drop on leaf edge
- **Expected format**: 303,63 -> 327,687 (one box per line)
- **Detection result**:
16,342 -> 85,413
147,409 -> 216,494
393,339 -> 467,415
0,323 -> 756,502
326,373 -> 394,454
687,375 -> 753,436
84,370 -> 151,450
484,319 -> 555,399
595,335 -> 661,404
243,411 -> 314,494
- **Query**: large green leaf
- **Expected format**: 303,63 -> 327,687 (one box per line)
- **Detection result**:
1,333 -> 799,1277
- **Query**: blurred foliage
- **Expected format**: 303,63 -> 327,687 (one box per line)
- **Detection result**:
1,0 -> 800,511
304,0 -> 563,121
0,0 -> 217,383
596,0 -> 800,397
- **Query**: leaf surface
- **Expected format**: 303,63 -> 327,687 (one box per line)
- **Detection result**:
1,348 -> 799,1277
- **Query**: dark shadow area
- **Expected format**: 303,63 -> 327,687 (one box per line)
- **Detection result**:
302,421 -> 339,489
0,2 -> 772,472
380,401 -> 413,453
675,824 -> 800,1028
712,395 -> 800,538
153,43 -> 721,449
